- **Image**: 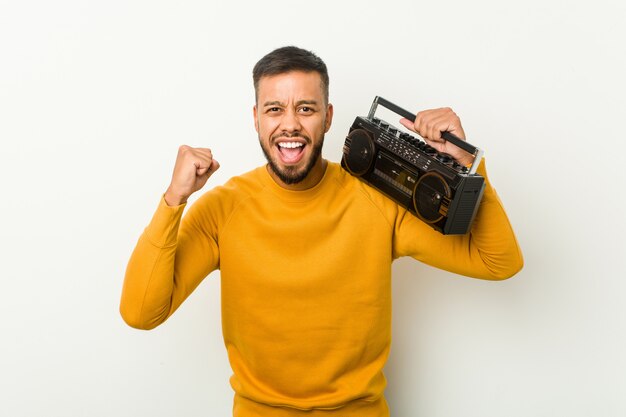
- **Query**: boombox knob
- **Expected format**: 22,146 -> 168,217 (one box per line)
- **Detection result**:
413,172 -> 451,224
343,129 -> 375,176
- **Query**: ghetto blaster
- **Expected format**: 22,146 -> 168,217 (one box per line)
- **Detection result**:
341,96 -> 485,235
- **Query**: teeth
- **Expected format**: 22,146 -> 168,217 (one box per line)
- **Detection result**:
278,142 -> 304,149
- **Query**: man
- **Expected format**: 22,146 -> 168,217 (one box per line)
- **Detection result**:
120,46 -> 523,417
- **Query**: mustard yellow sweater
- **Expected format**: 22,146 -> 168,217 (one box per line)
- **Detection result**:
120,160 -> 523,417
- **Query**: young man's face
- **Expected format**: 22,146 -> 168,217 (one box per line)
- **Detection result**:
254,71 -> 333,188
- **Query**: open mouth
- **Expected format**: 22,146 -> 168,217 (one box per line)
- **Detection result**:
276,141 -> 306,164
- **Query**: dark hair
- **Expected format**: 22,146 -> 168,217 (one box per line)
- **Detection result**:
253,46 -> 329,104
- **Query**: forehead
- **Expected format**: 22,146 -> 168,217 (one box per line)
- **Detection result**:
257,71 -> 324,104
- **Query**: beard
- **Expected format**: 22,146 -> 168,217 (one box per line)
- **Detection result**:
259,131 -> 325,185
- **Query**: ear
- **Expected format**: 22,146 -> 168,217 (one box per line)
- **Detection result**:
324,103 -> 334,133
253,105 -> 259,132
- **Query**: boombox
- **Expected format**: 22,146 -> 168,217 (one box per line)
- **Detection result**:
341,96 -> 486,235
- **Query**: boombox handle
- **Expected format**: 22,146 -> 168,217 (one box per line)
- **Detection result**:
368,96 -> 484,175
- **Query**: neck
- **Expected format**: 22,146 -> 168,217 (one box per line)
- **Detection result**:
267,158 -> 328,191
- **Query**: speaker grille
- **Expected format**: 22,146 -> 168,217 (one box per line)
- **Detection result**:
343,129 -> 375,176
413,172 -> 451,223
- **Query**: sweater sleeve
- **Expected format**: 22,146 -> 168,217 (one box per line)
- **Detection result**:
392,160 -> 524,280
120,195 -> 220,329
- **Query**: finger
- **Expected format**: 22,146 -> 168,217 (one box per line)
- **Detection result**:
191,148 -> 214,166
194,148 -> 214,160
191,148 -> 212,163
418,109 -> 459,142
209,159 -> 220,174
194,157 -> 213,173
414,111 -> 430,139
428,114 -> 453,142
433,108 -> 465,140
177,146 -> 209,168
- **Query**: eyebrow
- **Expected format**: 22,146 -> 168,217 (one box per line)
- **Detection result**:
262,100 -> 319,107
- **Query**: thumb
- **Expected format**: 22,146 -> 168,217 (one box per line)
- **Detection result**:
208,159 -> 220,174
399,118 -> 416,133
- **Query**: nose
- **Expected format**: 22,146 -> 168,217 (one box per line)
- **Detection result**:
280,108 -> 301,133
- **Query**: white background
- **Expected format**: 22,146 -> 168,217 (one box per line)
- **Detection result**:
1,1 -> 625,416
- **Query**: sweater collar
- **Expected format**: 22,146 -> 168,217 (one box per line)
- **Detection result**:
258,160 -> 337,202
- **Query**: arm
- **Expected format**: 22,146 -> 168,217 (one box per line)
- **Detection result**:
393,159 -> 523,280
395,108 -> 523,279
119,146 -> 221,329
